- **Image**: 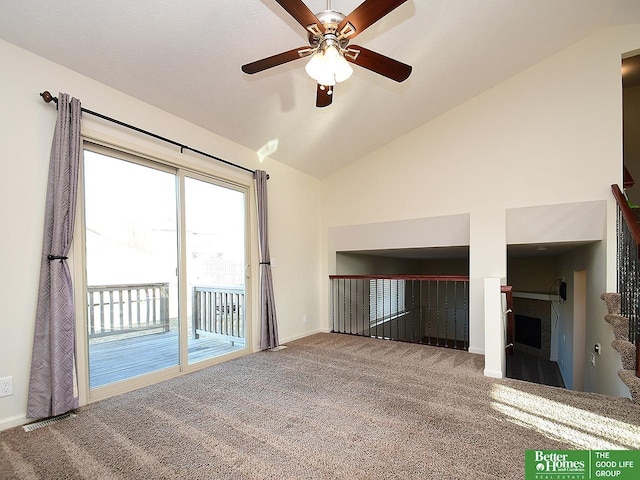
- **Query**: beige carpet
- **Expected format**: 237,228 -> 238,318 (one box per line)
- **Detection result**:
1,333 -> 640,479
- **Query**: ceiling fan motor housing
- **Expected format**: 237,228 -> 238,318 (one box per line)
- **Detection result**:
307,10 -> 352,50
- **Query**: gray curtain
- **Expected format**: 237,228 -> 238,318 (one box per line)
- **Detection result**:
255,170 -> 279,349
27,93 -> 82,420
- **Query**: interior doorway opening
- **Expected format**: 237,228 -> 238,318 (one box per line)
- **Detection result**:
506,242 -> 596,390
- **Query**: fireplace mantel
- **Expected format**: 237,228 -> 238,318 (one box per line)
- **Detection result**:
513,291 -> 560,302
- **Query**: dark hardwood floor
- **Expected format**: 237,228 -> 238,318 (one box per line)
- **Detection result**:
506,351 -> 565,388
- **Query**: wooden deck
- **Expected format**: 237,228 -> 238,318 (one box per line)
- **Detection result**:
89,331 -> 245,389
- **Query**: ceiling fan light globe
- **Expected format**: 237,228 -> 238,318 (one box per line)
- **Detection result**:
305,52 -> 326,82
324,44 -> 340,61
317,70 -> 336,86
333,56 -> 353,83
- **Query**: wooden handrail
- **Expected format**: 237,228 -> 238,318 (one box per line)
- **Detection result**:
501,285 -> 514,355
612,184 -> 640,258
329,274 -> 469,281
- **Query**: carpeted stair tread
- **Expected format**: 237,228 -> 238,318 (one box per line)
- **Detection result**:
601,293 -> 621,315
601,292 -> 637,404
612,339 -> 637,370
618,369 -> 640,404
604,314 -> 630,341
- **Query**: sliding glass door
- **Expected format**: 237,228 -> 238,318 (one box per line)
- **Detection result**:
82,146 -> 247,390
184,176 -> 246,364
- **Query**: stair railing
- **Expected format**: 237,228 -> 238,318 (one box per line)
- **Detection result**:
501,285 -> 514,355
611,184 -> 640,377
329,274 -> 469,350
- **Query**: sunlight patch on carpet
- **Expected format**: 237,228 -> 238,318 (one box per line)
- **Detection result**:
490,384 -> 640,450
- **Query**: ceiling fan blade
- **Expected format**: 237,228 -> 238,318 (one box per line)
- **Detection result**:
316,84 -> 333,108
242,47 -> 313,74
338,0 -> 407,39
275,0 -> 325,35
345,45 -> 412,82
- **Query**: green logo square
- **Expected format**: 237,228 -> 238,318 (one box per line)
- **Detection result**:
526,450 -> 589,479
526,450 -> 640,479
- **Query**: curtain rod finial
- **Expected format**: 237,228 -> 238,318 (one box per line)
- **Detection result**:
40,91 -> 57,104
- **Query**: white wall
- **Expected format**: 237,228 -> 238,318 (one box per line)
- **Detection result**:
321,24 -> 640,390
0,39 -> 322,429
623,83 -> 640,206
336,252 -> 422,275
507,256 -> 558,294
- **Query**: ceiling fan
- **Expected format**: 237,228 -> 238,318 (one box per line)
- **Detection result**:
241,0 -> 412,107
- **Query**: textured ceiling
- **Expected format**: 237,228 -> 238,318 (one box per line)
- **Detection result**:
1,0 -> 640,178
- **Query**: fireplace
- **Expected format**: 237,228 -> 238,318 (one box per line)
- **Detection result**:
512,294 -> 554,360
515,314 -> 542,349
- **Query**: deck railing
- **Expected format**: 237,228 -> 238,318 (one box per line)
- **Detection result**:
87,282 -> 170,338
330,275 -> 469,350
612,184 -> 640,377
192,286 -> 244,344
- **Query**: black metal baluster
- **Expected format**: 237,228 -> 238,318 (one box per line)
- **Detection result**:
329,278 -> 339,332
453,281 -> 458,349
436,281 -> 441,346
349,279 -> 353,333
342,278 -> 347,334
354,279 -> 359,337
360,279 -> 364,335
393,278 -> 397,340
427,280 -> 432,345
444,281 -> 449,348
464,280 -> 469,350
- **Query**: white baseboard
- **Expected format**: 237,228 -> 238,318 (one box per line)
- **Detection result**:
468,347 -> 485,355
279,328 -> 329,345
0,413 -> 28,432
484,368 -> 505,379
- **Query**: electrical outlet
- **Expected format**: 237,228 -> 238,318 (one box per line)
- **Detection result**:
303,314 -> 308,324
0,376 -> 13,397
590,353 -> 596,367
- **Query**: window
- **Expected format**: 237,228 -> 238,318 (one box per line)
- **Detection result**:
369,278 -> 405,326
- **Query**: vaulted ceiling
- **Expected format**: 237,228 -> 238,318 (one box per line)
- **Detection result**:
2,0 -> 640,178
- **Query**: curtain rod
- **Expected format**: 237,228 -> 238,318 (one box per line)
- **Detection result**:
39,91 -> 262,177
